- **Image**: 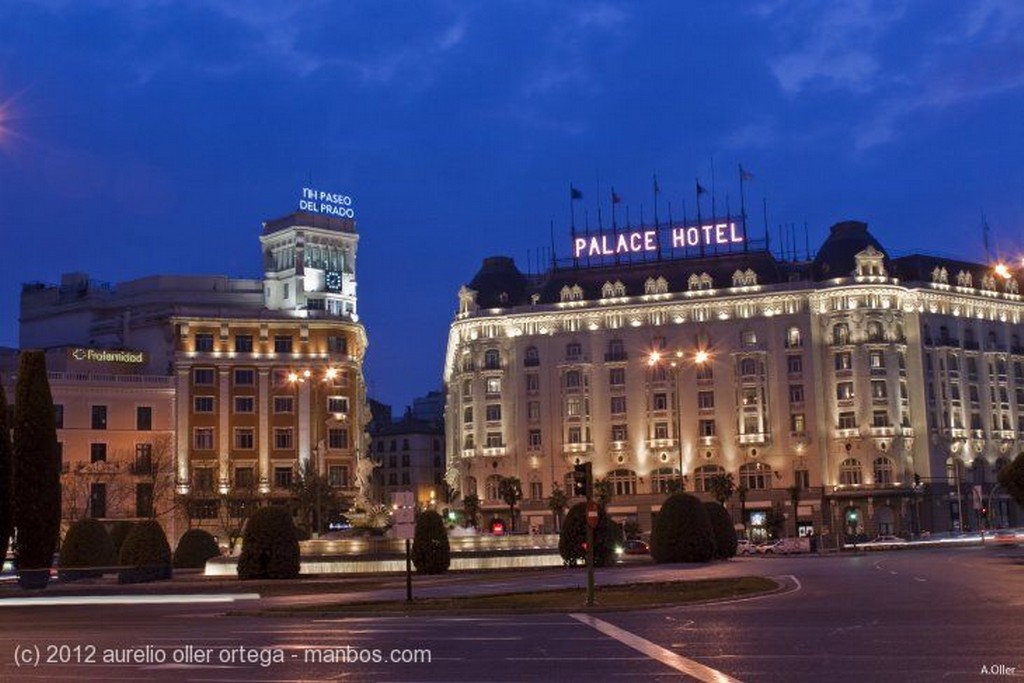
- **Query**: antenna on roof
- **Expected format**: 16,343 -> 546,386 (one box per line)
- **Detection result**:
804,221 -> 810,261
762,197 -> 770,255
550,219 -> 558,269
982,209 -> 992,261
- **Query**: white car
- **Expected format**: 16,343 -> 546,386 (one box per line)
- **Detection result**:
736,539 -> 756,555
762,538 -> 810,554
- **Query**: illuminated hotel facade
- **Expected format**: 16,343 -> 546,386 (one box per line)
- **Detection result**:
444,220 -> 1024,540
16,206 -> 370,539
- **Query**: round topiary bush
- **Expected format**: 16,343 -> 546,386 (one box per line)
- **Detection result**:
650,493 -> 716,563
411,509 -> 451,574
703,501 -> 738,559
173,528 -> 221,569
107,521 -> 135,559
558,502 -> 619,567
59,518 -> 115,581
237,506 -> 300,580
118,520 -> 172,584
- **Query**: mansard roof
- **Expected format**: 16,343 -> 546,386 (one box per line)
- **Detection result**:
811,221 -> 888,281
261,211 -> 356,237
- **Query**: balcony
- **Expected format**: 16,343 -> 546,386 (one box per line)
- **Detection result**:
697,435 -> 719,447
481,445 -> 507,457
963,341 -> 980,351
609,439 -> 630,451
943,428 -> 968,439
835,427 -> 860,439
461,448 -> 477,458
646,438 -> 677,450
563,441 -> 593,453
996,430 -> 1016,441
737,432 -> 769,445
869,426 -> 897,437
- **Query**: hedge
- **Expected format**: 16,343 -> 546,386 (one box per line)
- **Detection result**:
118,520 -> 172,584
59,518 -> 116,580
173,528 -> 221,569
650,493 -> 716,563
237,506 -> 300,580
411,510 -> 451,574
703,501 -> 738,559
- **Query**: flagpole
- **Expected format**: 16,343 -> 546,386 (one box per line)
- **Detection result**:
739,164 -> 749,253
710,155 -> 717,224
763,197 -> 770,255
696,178 -> 705,258
665,200 -> 673,261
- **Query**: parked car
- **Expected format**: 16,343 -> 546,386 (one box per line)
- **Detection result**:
762,538 -> 810,555
736,539 -> 756,555
991,530 -> 1019,546
870,535 -> 906,544
623,539 -> 650,555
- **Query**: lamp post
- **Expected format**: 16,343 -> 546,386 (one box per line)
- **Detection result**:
646,347 -> 711,490
288,366 -> 339,537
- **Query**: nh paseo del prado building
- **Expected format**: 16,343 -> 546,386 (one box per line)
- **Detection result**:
443,217 -> 1024,542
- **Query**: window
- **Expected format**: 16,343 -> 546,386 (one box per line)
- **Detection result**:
834,352 -> 852,371
328,428 -> 349,449
740,462 -> 772,490
870,380 -> 888,400
698,419 -> 716,437
328,335 -> 347,355
90,483 -> 107,518
694,465 -> 724,493
565,370 -> 581,389
872,411 -> 889,428
234,466 -> 255,490
327,396 -> 349,414
194,428 -> 214,450
274,467 -> 293,489
742,415 -> 760,433
739,358 -> 758,377
194,396 -> 215,413
530,481 -> 543,500
566,398 -> 582,417
90,442 -> 107,463
873,457 -> 895,484
867,321 -> 884,342
611,424 -> 628,441
609,367 -> 626,386
463,407 -> 473,424
566,342 -> 582,360
135,483 -> 154,518
273,396 -> 294,413
401,452 -> 410,466
610,396 -> 627,414
787,355 -> 803,374
526,373 -> 539,392
654,422 -> 669,439
833,323 -> 850,345
486,475 -> 502,500
193,467 -> 215,493
697,391 -> 714,410
195,333 -> 214,352
327,465 -> 348,488
388,472 -> 398,486
136,406 -> 152,431
235,334 -> 253,352
273,428 -> 294,449
234,428 -> 254,450
741,330 -> 758,347
789,385 -> 804,404
485,432 -> 503,447
234,396 -> 254,413
785,327 -> 802,348
234,368 -> 255,385
838,412 -> 857,430
527,401 -> 541,421
568,427 -> 582,444
484,349 -> 500,369
696,363 -> 713,381
528,429 -> 542,449
795,469 -> 810,489
790,413 -> 805,433
274,335 -> 293,353
839,458 -> 862,485
194,368 -> 215,385
91,405 -> 107,430
869,351 -> 885,370
741,388 -> 759,406
608,469 -> 637,496
485,404 -> 502,421
134,443 -> 152,474
486,377 -> 502,395
54,404 -> 64,429
651,467 -> 679,494
836,382 -> 855,400
524,346 -> 540,366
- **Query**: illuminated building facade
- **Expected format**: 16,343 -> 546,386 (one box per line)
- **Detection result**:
17,209 -> 370,539
444,220 -> 1024,539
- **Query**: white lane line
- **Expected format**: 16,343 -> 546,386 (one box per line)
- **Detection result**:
889,571 -> 898,575
914,577 -> 927,582
0,593 -> 261,607
570,613 -> 743,683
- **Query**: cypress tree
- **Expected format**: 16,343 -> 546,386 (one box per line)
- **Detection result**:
12,351 -> 61,589
0,382 -> 12,564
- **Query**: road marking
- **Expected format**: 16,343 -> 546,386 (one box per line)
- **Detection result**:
570,613 -> 743,683
0,593 -> 261,607
914,577 -> 927,582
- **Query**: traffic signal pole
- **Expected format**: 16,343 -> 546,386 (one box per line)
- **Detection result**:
585,464 -> 595,608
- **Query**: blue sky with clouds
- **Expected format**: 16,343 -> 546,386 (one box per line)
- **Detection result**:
2,1 -> 1024,408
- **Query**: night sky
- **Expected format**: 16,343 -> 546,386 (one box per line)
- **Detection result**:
1,2 -> 1023,409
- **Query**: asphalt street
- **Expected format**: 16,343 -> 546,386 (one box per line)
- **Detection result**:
0,545 -> 1020,682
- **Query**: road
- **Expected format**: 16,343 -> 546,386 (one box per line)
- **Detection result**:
0,545 -> 1021,682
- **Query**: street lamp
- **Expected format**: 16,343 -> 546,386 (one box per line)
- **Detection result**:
646,347 -> 712,490
287,366 -> 340,537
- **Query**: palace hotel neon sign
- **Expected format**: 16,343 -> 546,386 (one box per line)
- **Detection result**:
573,221 -> 744,259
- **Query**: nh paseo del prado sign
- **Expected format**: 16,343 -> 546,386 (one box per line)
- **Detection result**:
299,187 -> 355,219
573,221 -> 744,259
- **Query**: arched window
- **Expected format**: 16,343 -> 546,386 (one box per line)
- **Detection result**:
867,321 -> 884,343
483,349 -> 500,370
485,474 -> 503,500
607,469 -> 637,496
463,476 -> 477,499
524,346 -> 540,367
693,465 -> 724,493
739,462 -> 772,490
650,467 -> 679,494
839,458 -> 862,486
873,457 -> 895,485
833,323 -> 850,345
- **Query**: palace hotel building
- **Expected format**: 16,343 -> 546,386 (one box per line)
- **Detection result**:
444,219 -> 1024,540
10,207 -> 369,539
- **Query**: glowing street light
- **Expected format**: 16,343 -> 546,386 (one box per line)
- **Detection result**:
994,263 -> 1012,280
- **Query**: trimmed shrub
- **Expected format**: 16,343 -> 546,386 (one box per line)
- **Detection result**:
650,493 -> 716,563
12,351 -> 61,589
559,502 -> 619,567
237,506 -> 300,580
173,529 -> 221,569
118,520 -> 172,584
59,518 -> 116,580
703,501 -> 738,559
108,521 -> 135,559
411,510 -> 451,574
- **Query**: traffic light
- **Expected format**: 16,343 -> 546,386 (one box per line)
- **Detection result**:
980,506 -> 988,518
913,473 -> 921,487
572,462 -> 591,498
